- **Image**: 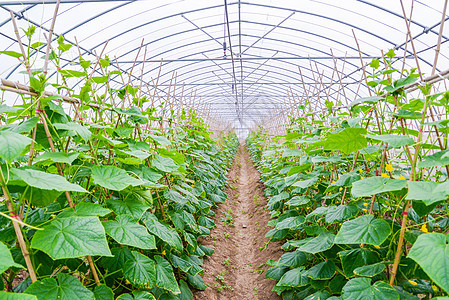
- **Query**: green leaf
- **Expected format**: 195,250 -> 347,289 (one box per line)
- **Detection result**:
5,117 -> 38,133
179,280 -> 193,300
31,216 -> 111,259
275,216 -> 305,230
25,273 -> 94,300
25,188 -> 62,207
339,248 -> 379,278
34,151 -> 80,165
0,131 -> 33,163
298,231 -> 335,254
326,205 -> 358,224
91,76 -> 108,84
335,215 -> 390,246
123,251 -> 156,289
12,168 -> 88,193
103,215 -> 156,249
304,260 -> 336,280
276,267 -> 310,287
92,165 -> 144,191
0,242 -> 24,274
144,215 -> 183,252
155,255 -> 180,294
352,177 -> 407,197
418,150 -> 449,168
58,70 -> 86,78
282,148 -> 303,157
353,262 -> 386,277
315,128 -> 367,154
58,202 -> 112,218
365,134 -> 414,148
106,198 -> 150,220
292,177 -> 319,189
408,233 -> 449,293
349,96 -> 383,108
0,50 -> 24,58
406,181 -> 446,205
152,155 -> 179,173
0,291 -> 37,299
149,134 -> 171,147
342,278 -> 399,300
278,251 -> 307,268
93,284 -> 114,300
187,273 -> 206,290
0,104 -> 20,113
53,122 -> 91,141
116,291 -> 156,300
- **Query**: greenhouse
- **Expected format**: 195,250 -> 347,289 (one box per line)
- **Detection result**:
0,0 -> 448,299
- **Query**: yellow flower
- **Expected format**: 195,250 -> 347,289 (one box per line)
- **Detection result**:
363,202 -> 369,207
398,175 -> 406,180
421,224 -> 429,233
339,187 -> 343,192
408,280 -> 418,286
358,168 -> 363,173
381,173 -> 389,178
373,245 -> 380,249
306,207 -> 310,210
386,164 -> 394,172
331,180 -> 336,185
432,285 -> 438,292
126,279 -> 131,285
362,208 -> 368,212
162,250 -> 166,256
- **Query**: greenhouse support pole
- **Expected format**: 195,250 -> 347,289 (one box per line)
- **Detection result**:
431,0 -> 448,75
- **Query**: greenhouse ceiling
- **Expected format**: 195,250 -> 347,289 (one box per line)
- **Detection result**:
0,0 -> 448,136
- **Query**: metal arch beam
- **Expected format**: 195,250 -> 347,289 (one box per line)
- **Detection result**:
0,0 -> 130,4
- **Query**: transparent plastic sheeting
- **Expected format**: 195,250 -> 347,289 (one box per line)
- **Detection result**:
0,0 -> 448,135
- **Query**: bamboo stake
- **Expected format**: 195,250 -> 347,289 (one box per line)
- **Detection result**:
42,0 -> 61,77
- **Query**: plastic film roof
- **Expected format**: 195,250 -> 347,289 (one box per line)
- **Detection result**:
1,0 -> 448,135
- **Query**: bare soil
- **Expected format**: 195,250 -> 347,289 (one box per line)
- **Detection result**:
194,145 -> 283,300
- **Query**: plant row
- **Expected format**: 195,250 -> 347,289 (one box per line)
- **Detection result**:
246,50 -> 449,300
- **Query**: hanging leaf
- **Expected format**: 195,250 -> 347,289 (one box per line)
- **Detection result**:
406,181 -> 447,206
149,134 -> 171,147
0,242 -> 24,274
116,291 -> 156,300
349,96 -> 383,108
91,165 -> 144,191
0,292 -> 37,299
352,177 -> 406,197
304,260 -> 336,280
365,134 -> 414,148
314,128 -> 367,154
341,278 -> 399,300
58,70 -> 86,78
25,273 -> 94,300
103,215 -> 156,249
0,131 -> 33,163
34,152 -> 80,165
93,284 -> 114,300
12,168 -> 87,193
298,231 -> 335,254
31,216 -> 111,259
418,150 -> 449,168
276,267 -> 310,288
335,215 -> 390,246
408,233 -> 449,293
152,155 -> 180,173
353,262 -> 386,277
278,251 -> 307,268
53,122 -> 91,141
58,202 -> 112,218
154,255 -> 180,294
275,216 -> 305,230
106,198 -> 150,220
123,251 -> 156,289
339,248 -> 380,278
325,205 -> 358,224
144,215 -> 183,252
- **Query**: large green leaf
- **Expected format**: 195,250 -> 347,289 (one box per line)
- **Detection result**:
292,177 -> 319,189
144,215 -> 183,252
339,248 -> 379,278
304,260 -> 336,280
91,165 -> 144,191
349,96 -> 383,108
154,255 -> 180,294
5,117 -> 38,133
0,242 -> 24,274
12,168 -> 87,193
53,122 -> 91,141
149,134 -> 171,147
106,198 -> 150,220
335,215 -> 390,246
315,128 -> 367,154
276,216 -> 305,230
164,189 -> 188,205
0,131 -> 33,163
326,205 -> 358,224
123,251 -> 156,289
365,134 -> 414,148
103,215 -> 156,249
58,202 -> 112,218
352,177 -> 406,197
276,267 -> 310,287
298,231 -> 335,254
31,216 -> 111,259
418,150 -> 449,168
25,273 -> 94,300
341,278 -> 399,300
34,151 -> 80,165
152,155 -> 179,173
408,233 -> 449,293
353,262 -> 386,277
93,284 -> 114,300
278,251 -> 307,268
0,292 -> 37,299
406,181 -> 446,205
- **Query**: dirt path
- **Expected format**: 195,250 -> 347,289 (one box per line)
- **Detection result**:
194,145 -> 283,300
